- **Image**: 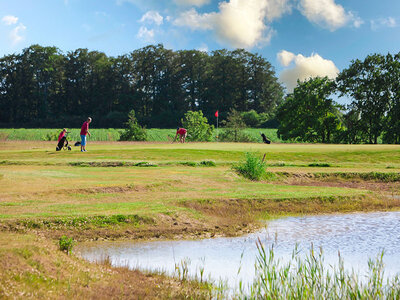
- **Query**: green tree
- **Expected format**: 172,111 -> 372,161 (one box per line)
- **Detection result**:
119,110 -> 147,141
382,52 -> 400,144
181,110 -> 214,141
277,77 -> 343,143
337,54 -> 390,144
220,109 -> 255,142
241,110 -> 260,127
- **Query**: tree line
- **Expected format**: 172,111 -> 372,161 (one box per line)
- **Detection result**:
0,44 -> 284,128
277,52 -> 400,144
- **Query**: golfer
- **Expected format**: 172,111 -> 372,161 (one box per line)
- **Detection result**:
80,117 -> 92,152
174,127 -> 187,143
58,128 -> 67,143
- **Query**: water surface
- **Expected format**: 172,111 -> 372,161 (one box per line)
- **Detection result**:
77,211 -> 400,288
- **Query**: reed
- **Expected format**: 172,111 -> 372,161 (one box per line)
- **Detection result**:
240,239 -> 400,299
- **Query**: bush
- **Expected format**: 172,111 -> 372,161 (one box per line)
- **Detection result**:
42,129 -> 61,141
119,110 -> 147,141
182,110 -> 214,142
59,236 -> 74,254
241,110 -> 261,127
219,129 -> 257,142
220,109 -> 257,142
199,160 -> 216,167
232,152 -> 269,181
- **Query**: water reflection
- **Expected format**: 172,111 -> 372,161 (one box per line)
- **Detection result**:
77,211 -> 400,288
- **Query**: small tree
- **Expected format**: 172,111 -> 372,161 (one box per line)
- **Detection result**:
220,109 -> 255,142
181,110 -> 214,141
119,109 -> 147,141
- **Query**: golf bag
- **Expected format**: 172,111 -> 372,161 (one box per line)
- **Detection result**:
56,135 -> 72,151
260,133 -> 271,144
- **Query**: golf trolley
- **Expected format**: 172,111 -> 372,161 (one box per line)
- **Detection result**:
56,132 -> 72,151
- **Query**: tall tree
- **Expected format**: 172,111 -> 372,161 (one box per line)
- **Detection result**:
337,54 -> 390,144
277,77 -> 342,143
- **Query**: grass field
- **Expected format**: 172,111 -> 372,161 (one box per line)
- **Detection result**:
1,141 -> 400,298
0,128 -> 281,142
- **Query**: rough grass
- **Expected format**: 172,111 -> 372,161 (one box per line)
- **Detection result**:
0,128 -> 281,143
0,232 -> 213,299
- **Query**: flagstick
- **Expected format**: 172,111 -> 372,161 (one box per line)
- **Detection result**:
216,114 -> 219,142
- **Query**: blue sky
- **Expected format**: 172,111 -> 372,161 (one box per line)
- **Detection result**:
0,0 -> 399,94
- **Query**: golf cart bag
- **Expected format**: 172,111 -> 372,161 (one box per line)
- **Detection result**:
260,133 -> 271,144
56,135 -> 71,151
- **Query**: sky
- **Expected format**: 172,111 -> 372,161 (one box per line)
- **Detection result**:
0,0 -> 399,96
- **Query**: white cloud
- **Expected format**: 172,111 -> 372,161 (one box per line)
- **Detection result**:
10,23 -> 26,45
174,0 -> 211,7
279,51 -> 339,92
371,17 -> 397,31
2,15 -> 18,26
137,26 -> 155,42
173,8 -> 216,30
277,50 -> 295,67
174,0 -> 290,48
352,14 -> 364,28
264,0 -> 292,22
299,0 -> 359,31
139,11 -> 164,26
197,43 -> 209,52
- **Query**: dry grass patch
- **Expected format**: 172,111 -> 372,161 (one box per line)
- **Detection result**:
0,232 -> 212,299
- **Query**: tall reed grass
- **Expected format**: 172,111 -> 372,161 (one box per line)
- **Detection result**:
241,239 -> 400,299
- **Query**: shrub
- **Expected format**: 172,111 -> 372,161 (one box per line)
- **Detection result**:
219,129 -> 257,142
119,110 -> 147,141
59,236 -> 74,254
182,110 -> 214,142
241,110 -> 261,127
308,162 -> 331,167
232,152 -> 269,181
199,160 -> 216,167
42,129 -> 60,141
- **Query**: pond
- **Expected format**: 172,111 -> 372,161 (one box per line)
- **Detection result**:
77,211 -> 400,289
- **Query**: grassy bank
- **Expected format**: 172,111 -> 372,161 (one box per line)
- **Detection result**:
1,142 -> 400,297
0,128 -> 280,143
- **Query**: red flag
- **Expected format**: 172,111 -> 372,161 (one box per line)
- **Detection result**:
215,110 -> 219,118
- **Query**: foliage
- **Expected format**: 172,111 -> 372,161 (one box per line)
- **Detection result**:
219,109 -> 256,142
119,110 -> 147,141
232,152 -> 269,181
0,44 -> 284,129
181,110 -> 214,141
199,160 -> 216,167
337,53 -> 393,144
241,110 -> 261,127
42,129 -> 61,141
58,236 -> 74,254
277,77 -> 344,143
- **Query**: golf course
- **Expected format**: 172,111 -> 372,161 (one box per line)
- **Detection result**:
1,140 -> 400,298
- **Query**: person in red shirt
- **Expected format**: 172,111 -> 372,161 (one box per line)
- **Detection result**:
174,127 -> 187,143
58,128 -> 67,142
80,117 -> 92,152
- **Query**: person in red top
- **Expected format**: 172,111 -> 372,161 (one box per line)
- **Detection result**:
174,127 -> 187,143
58,128 -> 67,142
80,117 -> 92,152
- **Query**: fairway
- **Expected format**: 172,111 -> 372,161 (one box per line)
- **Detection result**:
1,141 -> 399,224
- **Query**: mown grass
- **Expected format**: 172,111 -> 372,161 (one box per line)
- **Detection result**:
1,142 -> 399,170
